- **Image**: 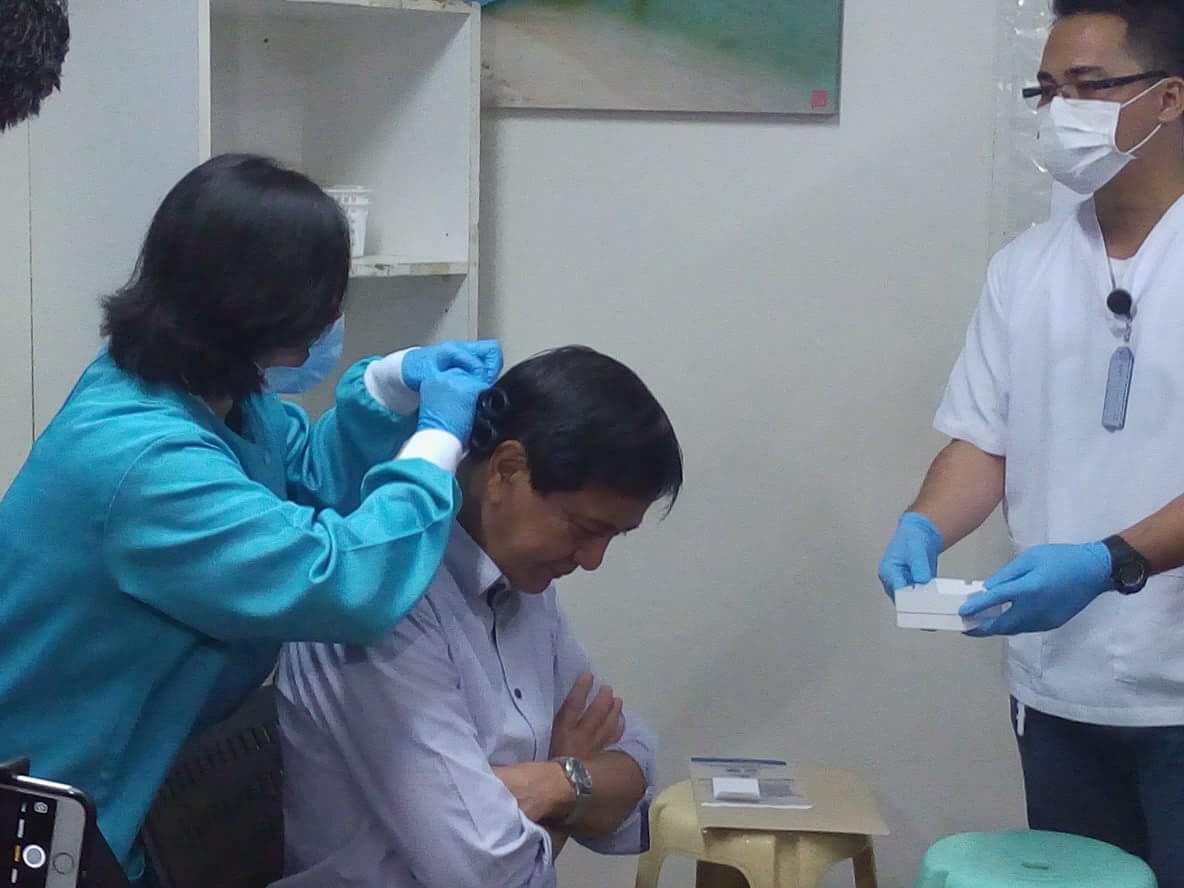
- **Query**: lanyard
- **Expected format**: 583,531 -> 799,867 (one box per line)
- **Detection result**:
1102,256 -> 1135,432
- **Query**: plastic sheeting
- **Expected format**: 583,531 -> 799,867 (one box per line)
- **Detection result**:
989,0 -> 1054,252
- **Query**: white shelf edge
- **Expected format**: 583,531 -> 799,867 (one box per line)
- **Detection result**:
350,256 -> 470,278
284,0 -> 474,14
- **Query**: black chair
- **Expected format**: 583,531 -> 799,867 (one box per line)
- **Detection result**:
141,686 -> 284,888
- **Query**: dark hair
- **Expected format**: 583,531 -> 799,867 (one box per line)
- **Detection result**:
1053,0 -> 1184,73
0,0 -> 70,130
103,154 -> 350,400
472,346 -> 683,509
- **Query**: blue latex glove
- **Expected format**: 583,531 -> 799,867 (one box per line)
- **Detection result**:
469,340 -> 504,384
878,512 -> 943,600
417,368 -> 490,442
960,542 -> 1113,637
401,340 -> 504,391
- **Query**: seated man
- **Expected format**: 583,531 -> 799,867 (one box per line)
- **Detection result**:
273,346 -> 684,887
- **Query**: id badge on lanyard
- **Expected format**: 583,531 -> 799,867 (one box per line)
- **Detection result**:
1102,282 -> 1135,432
1103,344 -> 1134,431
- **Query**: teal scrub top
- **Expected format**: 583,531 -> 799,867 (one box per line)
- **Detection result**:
0,352 -> 460,868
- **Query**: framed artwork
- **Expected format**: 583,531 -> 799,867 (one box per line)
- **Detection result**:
481,0 -> 844,115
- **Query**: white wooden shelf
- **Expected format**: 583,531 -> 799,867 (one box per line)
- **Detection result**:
350,256 -> 469,278
204,0 -> 481,415
225,0 -> 474,17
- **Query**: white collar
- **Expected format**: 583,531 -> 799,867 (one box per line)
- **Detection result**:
443,523 -> 508,599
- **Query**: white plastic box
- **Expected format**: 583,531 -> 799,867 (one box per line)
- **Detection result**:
895,578 -> 1005,631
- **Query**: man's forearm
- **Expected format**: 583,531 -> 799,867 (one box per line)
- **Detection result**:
494,753 -> 647,838
1120,492 -> 1184,575
910,440 -> 1005,549
565,751 -> 646,837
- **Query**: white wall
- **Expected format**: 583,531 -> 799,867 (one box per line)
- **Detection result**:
0,125 -> 34,491
27,0 -> 204,433
480,1 -> 1022,886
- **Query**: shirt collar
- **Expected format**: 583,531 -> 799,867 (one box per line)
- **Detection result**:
444,522 -> 508,599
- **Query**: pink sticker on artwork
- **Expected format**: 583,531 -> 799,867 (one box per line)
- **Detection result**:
811,89 -> 830,109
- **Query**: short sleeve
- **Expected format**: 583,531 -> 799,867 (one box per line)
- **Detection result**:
934,253 -> 1012,456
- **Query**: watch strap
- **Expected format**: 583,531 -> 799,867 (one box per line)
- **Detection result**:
1103,534 -> 1150,595
555,757 -> 591,828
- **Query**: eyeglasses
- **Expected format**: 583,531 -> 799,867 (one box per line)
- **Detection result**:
1021,70 -> 1168,105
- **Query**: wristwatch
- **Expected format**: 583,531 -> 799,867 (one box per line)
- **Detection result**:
553,756 -> 593,827
1102,535 -> 1151,595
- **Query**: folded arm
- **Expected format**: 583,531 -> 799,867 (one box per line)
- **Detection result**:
550,604 -> 656,854
278,603 -> 559,888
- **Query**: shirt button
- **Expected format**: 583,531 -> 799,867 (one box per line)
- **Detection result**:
514,689 -> 523,699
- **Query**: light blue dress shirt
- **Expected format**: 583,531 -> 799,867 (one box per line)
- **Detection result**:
274,524 -> 657,888
0,352 -> 460,869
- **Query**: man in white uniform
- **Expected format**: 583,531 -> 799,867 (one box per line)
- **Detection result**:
878,2 -> 1184,883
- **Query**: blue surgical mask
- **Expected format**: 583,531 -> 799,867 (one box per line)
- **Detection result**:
263,317 -> 345,394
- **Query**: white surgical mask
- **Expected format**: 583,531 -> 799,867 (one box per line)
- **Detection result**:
263,317 -> 345,394
1033,80 -> 1165,195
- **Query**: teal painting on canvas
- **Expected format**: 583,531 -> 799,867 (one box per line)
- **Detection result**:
481,0 -> 844,113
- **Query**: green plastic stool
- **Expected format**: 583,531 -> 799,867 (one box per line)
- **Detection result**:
916,831 -> 1157,888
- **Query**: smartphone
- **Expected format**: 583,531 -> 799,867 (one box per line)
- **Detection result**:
0,775 -> 89,888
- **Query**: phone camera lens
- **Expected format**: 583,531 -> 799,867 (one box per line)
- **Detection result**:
22,845 -> 46,869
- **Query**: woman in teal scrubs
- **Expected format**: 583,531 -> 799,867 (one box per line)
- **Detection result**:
0,154 -> 500,875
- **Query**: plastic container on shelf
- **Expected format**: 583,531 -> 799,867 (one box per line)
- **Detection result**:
325,186 -> 372,259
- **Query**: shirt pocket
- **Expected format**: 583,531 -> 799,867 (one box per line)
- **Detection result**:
1113,569 -> 1184,694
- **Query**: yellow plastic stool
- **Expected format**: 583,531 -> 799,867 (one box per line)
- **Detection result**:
634,781 -> 878,888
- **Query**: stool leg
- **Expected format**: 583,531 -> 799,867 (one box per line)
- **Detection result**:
696,861 -> 750,888
792,844 -> 836,888
635,851 -> 666,888
852,843 -> 878,888
733,845 -> 779,888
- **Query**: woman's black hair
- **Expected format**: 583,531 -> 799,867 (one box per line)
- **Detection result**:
0,0 -> 69,131
102,154 -> 350,401
471,346 -> 684,509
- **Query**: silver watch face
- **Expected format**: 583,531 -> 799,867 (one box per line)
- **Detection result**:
565,758 -> 593,796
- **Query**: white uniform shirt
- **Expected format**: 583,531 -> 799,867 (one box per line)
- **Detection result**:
936,196 -> 1184,727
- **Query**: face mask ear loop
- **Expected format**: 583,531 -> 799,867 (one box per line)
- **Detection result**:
1120,78 -> 1169,110
1118,79 -> 1169,156
1123,122 -> 1164,156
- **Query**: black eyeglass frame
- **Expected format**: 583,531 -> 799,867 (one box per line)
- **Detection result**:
1022,70 -> 1170,101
